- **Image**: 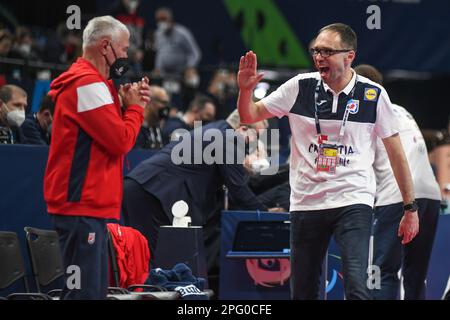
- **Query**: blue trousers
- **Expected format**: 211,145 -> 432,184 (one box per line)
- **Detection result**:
290,204 -> 373,300
372,198 -> 440,300
51,215 -> 108,300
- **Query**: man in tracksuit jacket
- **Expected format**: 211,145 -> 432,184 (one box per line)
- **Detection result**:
44,16 -> 150,300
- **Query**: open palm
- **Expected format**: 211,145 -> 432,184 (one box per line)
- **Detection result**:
238,51 -> 264,91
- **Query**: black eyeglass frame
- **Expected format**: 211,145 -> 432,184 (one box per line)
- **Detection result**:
309,48 -> 353,58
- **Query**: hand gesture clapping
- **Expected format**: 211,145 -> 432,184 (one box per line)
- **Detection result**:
120,76 -> 151,109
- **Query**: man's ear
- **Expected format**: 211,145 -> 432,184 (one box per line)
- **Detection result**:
346,50 -> 356,65
100,38 -> 110,56
0,102 -> 5,118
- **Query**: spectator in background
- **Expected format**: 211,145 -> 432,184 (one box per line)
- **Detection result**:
0,29 -> 13,58
43,23 -> 82,65
134,85 -> 169,150
153,7 -> 201,78
10,26 -> 41,61
110,0 -> 145,74
162,95 -> 216,143
431,130 -> 450,209
142,31 -> 156,72
355,64 -> 441,300
0,29 -> 14,83
207,69 -> 238,120
0,84 -> 27,144
21,94 -> 54,145
180,66 -> 201,111
423,129 -> 450,213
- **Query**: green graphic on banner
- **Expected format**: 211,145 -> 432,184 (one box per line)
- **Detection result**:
224,0 -> 311,68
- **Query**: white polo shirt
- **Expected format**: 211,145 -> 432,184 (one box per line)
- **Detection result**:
374,104 -> 441,206
261,71 -> 399,211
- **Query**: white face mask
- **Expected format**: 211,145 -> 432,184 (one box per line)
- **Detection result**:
19,43 -> 32,55
127,0 -> 139,13
157,22 -> 170,32
6,108 -> 26,127
185,75 -> 200,88
251,158 -> 271,173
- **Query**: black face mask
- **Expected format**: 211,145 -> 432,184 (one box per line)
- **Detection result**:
106,43 -> 129,79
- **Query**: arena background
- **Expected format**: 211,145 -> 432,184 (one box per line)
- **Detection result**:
1,0 -> 449,129
1,0 -> 449,300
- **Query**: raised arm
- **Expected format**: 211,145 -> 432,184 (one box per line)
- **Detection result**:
237,51 -> 273,124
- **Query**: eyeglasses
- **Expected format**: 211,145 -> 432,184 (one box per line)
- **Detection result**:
309,47 -> 352,58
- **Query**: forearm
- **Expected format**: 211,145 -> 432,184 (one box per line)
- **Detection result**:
237,90 -> 258,124
384,135 -> 415,204
391,155 -> 415,204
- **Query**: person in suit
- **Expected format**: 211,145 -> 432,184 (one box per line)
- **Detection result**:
162,95 -> 216,144
21,95 -> 54,145
122,110 -> 274,254
133,85 -> 169,150
0,85 -> 27,144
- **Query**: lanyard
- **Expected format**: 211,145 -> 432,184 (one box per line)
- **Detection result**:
314,78 -> 357,144
147,126 -> 163,148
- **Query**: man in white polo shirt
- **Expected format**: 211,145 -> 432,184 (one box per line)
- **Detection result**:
237,23 -> 419,300
355,64 -> 441,300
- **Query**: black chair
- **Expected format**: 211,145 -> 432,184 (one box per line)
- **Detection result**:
23,226 -> 141,299
107,231 -> 121,289
0,231 -> 51,300
24,227 -> 64,297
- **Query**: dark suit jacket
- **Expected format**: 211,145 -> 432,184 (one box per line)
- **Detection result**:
0,119 -> 24,144
126,120 -> 267,225
20,114 -> 49,145
161,117 -> 190,144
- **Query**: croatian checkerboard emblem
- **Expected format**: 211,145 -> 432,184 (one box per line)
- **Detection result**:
88,232 -> 96,245
346,99 -> 359,114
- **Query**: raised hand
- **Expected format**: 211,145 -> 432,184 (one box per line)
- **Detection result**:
237,51 -> 264,91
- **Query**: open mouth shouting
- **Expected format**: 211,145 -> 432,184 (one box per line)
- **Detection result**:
318,66 -> 330,79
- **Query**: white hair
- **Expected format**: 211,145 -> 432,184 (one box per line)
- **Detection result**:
226,109 -> 241,129
82,16 -> 129,50
226,109 -> 268,130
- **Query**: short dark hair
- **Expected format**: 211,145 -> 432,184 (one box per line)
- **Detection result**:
318,23 -> 357,51
0,84 -> 27,103
39,94 -> 55,114
156,7 -> 174,20
354,64 -> 383,85
188,95 -> 215,112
